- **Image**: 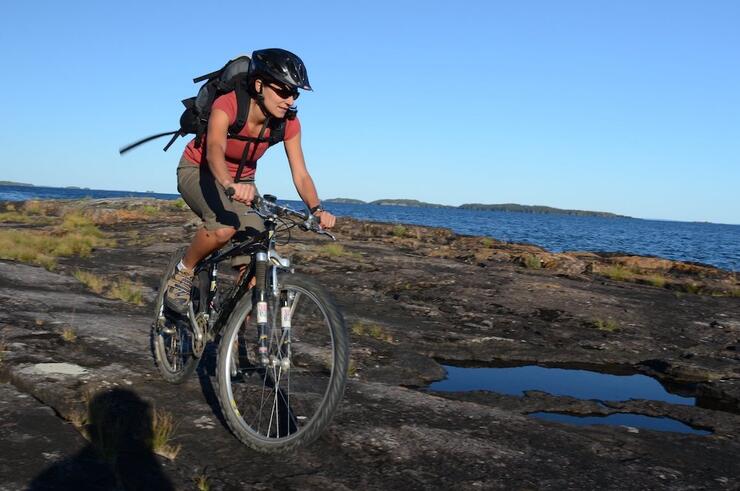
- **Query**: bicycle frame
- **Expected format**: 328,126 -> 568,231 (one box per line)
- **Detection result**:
187,210 -> 293,354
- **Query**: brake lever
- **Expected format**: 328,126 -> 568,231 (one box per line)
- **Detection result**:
303,216 -> 336,240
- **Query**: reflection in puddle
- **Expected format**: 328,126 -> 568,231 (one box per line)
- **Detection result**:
531,412 -> 711,435
429,365 -> 695,405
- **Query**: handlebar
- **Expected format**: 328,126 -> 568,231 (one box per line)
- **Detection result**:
225,187 -> 335,240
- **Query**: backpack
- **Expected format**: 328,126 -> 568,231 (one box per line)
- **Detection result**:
120,55 -> 294,181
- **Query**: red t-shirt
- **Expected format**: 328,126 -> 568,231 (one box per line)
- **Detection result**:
182,91 -> 301,180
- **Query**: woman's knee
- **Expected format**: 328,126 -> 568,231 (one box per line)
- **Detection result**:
211,227 -> 236,242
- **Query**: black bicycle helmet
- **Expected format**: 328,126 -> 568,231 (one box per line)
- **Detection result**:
249,48 -> 312,91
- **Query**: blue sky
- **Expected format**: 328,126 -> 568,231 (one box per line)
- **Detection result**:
1,1 -> 738,224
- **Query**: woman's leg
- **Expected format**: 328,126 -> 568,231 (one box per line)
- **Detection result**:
182,227 -> 236,269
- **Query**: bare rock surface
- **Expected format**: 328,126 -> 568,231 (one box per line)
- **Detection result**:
0,199 -> 738,489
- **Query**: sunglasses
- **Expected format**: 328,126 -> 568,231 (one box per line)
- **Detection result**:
267,83 -> 300,100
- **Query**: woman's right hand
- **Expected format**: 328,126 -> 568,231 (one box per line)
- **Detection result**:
226,182 -> 256,205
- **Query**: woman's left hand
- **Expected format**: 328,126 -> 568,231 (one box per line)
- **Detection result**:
315,210 -> 336,229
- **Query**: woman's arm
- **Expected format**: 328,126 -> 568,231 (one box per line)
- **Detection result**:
206,109 -> 255,204
284,130 -> 336,228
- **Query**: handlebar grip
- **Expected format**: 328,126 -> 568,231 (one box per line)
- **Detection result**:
225,187 -> 235,199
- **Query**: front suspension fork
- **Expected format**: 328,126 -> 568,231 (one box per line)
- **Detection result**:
254,252 -> 292,369
254,252 -> 270,366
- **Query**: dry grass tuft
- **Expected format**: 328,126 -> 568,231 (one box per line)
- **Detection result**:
683,282 -> 702,294
523,254 -> 542,269
351,321 -> 395,343
347,357 -> 358,377
108,277 -> 144,305
592,318 -> 619,332
645,274 -> 667,288
61,327 -> 78,342
391,224 -> 407,238
150,408 -> 181,459
319,243 -> 361,259
171,198 -> 187,210
0,211 -> 53,224
0,212 -> 113,270
23,200 -> 47,215
601,264 -> 634,281
67,408 -> 89,432
73,269 -> 109,294
193,472 -> 211,491
0,337 -> 8,362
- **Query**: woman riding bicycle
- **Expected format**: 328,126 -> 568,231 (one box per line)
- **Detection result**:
165,48 -> 336,315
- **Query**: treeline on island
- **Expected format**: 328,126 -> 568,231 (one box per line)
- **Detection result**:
325,198 -> 628,218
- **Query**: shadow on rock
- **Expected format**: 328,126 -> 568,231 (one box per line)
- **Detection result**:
29,388 -> 174,490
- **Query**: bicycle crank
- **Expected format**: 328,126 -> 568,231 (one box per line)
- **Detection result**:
192,312 -> 208,358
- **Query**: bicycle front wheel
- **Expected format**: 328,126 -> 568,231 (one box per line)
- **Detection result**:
216,273 -> 349,452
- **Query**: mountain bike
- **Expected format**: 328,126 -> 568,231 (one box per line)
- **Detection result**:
150,194 -> 349,452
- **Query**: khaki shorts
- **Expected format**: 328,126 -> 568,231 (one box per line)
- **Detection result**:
177,157 -> 264,266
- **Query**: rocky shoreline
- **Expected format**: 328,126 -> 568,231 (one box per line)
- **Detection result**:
0,198 -> 738,489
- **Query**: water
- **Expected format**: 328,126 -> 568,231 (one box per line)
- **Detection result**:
428,365 -> 695,406
429,365 -> 712,434
530,412 -> 711,435
2,184 -> 738,271
0,184 -> 179,202
325,202 -> 740,272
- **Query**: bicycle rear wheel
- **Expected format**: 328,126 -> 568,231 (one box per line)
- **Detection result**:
150,246 -> 200,384
216,273 -> 349,452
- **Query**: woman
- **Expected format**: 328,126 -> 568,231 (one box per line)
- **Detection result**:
165,48 -> 335,314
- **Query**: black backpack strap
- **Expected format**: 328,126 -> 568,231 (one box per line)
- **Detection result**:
163,131 -> 183,152
268,119 -> 286,146
229,81 -> 251,136
234,116 -> 270,183
193,67 -> 224,84
119,130 -> 179,155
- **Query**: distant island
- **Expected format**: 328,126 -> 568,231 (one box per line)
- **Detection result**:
370,199 -> 452,208
325,198 -> 367,204
460,203 -> 629,218
326,198 -> 452,208
0,181 -> 34,187
325,197 -> 629,218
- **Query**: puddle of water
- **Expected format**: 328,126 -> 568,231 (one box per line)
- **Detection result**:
531,412 -> 711,435
429,365 -> 695,405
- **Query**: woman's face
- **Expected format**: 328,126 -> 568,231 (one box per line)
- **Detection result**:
257,79 -> 298,119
